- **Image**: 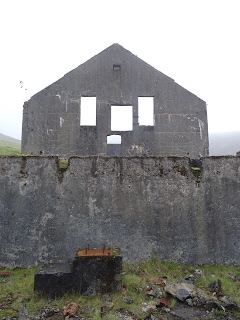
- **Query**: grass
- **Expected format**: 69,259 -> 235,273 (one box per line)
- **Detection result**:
0,145 -> 21,155
1,261 -> 240,319
0,133 -> 21,155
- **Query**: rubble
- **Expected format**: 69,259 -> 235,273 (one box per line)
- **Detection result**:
63,302 -> 79,317
146,285 -> 164,298
123,296 -> 134,304
164,282 -> 197,301
18,303 -> 29,320
207,279 -> 221,293
218,295 -> 239,310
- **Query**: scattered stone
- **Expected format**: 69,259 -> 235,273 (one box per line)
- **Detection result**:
44,308 -> 56,318
193,269 -> 203,280
81,305 -> 95,313
135,286 -> 143,293
227,274 -> 240,283
178,275 -> 195,284
115,309 -> 136,320
208,279 -> 221,293
103,294 -> 111,302
146,285 -> 164,298
142,303 -> 157,313
122,296 -> 133,304
63,302 -> 79,317
164,282 -> 197,302
186,298 -> 193,307
19,303 -> 29,320
161,307 -> 170,313
176,289 -> 191,301
191,294 -> 207,307
206,300 -> 224,311
0,279 -> 9,283
218,295 -> 238,310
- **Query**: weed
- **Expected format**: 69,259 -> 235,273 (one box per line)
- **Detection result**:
191,167 -> 201,171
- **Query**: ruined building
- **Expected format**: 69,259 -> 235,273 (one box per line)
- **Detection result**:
21,44 -> 208,157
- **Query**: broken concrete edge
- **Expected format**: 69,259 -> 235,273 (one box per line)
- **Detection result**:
1,155 -> 238,182
0,155 -> 238,160
1,155 -> 238,172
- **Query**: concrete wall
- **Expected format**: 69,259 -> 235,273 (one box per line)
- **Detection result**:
21,44 -> 208,158
0,156 -> 239,267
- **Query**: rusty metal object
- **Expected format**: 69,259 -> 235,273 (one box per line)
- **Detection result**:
75,245 -> 120,257
0,272 -> 12,277
156,296 -> 171,308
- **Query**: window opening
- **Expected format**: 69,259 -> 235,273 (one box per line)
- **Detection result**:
111,105 -> 133,131
107,135 -> 122,156
107,135 -> 121,144
80,97 -> 96,126
138,97 -> 154,126
113,64 -> 121,70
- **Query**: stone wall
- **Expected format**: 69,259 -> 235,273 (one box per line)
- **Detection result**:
0,156 -> 239,267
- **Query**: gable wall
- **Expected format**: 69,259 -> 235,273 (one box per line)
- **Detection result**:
22,45 -> 208,157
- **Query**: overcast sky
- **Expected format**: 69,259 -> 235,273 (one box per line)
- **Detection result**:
0,0 -> 239,140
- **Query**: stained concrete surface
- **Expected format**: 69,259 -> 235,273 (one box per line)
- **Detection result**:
0,155 -> 239,267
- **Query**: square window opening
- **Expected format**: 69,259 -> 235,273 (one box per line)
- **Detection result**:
111,105 -> 133,131
138,97 -> 154,126
80,97 -> 96,126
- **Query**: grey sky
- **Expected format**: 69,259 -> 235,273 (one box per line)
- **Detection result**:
0,0 -> 239,139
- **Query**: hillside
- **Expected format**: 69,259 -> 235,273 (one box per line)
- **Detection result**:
0,133 -> 21,155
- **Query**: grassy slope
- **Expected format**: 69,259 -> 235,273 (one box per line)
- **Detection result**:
1,260 -> 240,319
0,133 -> 21,155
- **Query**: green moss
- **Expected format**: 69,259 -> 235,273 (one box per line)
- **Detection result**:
58,159 -> 68,170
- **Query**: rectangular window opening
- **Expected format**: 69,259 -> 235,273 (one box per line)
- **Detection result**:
107,135 -> 122,156
111,105 -> 133,131
138,97 -> 154,126
80,97 -> 96,126
107,135 -> 121,144
113,64 -> 121,70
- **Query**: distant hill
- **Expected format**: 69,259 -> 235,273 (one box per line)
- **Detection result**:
0,133 -> 21,155
209,131 -> 240,156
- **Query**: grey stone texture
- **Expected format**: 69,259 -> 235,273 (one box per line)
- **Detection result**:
21,44 -> 208,158
0,155 -> 239,267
